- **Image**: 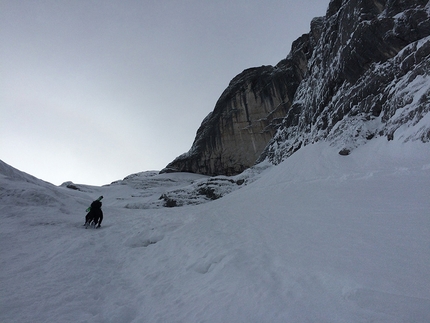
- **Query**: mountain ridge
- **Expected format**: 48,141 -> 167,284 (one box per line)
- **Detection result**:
163,0 -> 430,175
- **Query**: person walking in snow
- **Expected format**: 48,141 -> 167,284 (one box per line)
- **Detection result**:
84,199 -> 103,228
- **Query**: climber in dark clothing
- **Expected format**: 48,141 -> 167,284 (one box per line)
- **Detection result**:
85,200 -> 103,228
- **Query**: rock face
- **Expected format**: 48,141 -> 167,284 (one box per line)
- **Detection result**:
163,0 -> 430,175
262,0 -> 430,164
162,62 -> 304,175
162,30 -> 314,175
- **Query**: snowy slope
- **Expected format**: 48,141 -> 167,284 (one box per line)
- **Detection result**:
1,138 -> 430,322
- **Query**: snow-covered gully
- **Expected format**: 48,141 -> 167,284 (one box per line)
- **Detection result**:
1,138 -> 430,322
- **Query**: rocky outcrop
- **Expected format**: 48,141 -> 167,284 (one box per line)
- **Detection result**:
161,23 -> 318,175
262,0 -> 430,163
164,0 -> 430,175
161,66 -> 298,175
163,66 -> 293,175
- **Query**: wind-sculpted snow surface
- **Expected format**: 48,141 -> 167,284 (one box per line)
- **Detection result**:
263,0 -> 430,164
1,137 -> 430,322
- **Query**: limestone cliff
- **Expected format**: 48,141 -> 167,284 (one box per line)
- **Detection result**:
163,0 -> 430,175
161,66 -> 294,175
161,26 -> 315,175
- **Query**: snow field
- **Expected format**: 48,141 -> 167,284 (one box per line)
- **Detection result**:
1,138 -> 430,322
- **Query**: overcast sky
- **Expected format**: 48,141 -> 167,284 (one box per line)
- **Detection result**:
1,0 -> 329,186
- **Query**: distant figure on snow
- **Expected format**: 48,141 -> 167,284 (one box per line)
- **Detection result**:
85,199 -> 103,228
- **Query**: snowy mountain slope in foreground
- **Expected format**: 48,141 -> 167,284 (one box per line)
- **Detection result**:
1,138 -> 430,323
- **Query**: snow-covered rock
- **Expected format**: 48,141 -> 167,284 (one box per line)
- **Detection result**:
262,0 -> 430,164
165,0 -> 430,174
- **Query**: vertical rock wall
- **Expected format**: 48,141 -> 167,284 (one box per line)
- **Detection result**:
163,0 -> 430,175
161,21 -> 318,175
162,59 -> 307,175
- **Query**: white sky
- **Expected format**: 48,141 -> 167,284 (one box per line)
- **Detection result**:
1,0 -> 329,185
